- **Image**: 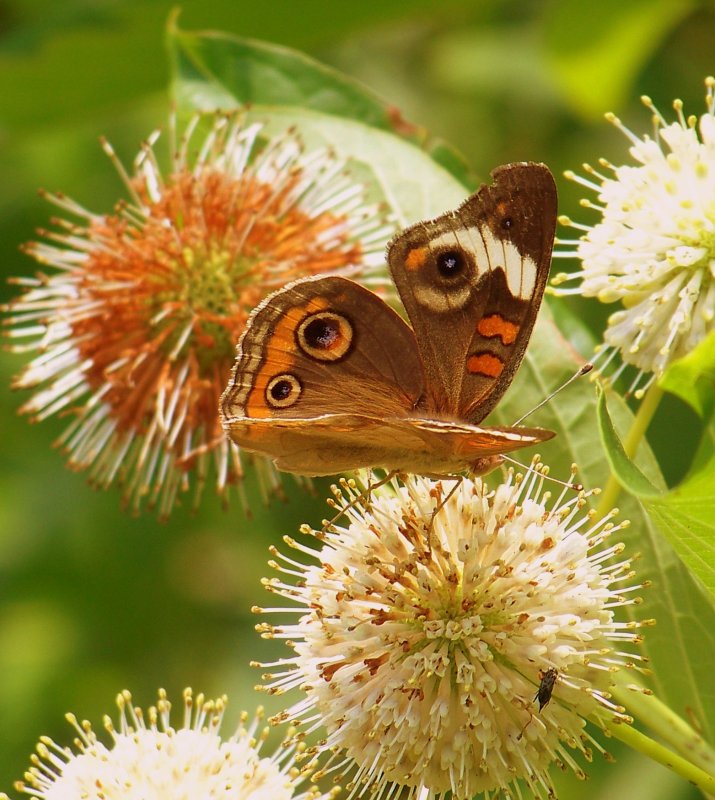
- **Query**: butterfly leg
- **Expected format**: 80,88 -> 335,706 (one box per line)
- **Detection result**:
426,475 -> 464,540
321,469 -> 400,534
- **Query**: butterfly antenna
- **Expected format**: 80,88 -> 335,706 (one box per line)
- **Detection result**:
512,362 -> 593,426
502,455 -> 583,491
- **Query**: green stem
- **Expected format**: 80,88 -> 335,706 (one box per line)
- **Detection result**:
613,683 -> 715,777
601,717 -> 715,794
595,382 -> 665,518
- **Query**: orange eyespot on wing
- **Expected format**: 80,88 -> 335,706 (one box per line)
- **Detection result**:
266,374 -> 302,408
476,314 -> 519,346
244,296 -> 330,418
297,310 -> 354,362
466,353 -> 504,377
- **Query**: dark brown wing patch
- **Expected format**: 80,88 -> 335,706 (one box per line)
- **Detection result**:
387,162 -> 557,422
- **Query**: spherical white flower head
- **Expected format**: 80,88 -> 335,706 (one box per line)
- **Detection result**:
554,76 -> 715,397
257,469 -> 646,800
6,688 -> 337,800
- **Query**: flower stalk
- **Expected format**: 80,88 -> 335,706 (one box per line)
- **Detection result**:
610,683 -> 715,781
602,715 -> 715,794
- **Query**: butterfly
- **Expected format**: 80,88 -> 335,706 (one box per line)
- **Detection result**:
220,162 -> 557,477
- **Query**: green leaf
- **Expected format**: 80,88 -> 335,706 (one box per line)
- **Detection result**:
597,384 -> 715,598
243,107 -> 468,229
691,419 -> 715,476
168,24 -> 396,129
644,436 -> 715,597
596,386 -> 663,498
659,329 -> 715,418
495,298 -> 715,741
631,511 -> 715,742
166,22 -> 473,187
543,0 -> 693,118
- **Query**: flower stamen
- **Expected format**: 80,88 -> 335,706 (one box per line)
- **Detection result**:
4,114 -> 397,518
554,77 -> 715,396
256,469 -> 645,800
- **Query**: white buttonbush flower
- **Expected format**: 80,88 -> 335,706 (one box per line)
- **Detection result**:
3,688 -> 339,800
3,114 -> 396,518
554,76 -> 715,397
256,468 -> 647,800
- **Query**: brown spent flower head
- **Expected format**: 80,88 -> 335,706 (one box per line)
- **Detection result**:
3,687 -> 341,800
255,467 -> 650,800
4,114 -> 396,518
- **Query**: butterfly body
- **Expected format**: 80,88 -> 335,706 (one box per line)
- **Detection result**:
221,162 -> 557,477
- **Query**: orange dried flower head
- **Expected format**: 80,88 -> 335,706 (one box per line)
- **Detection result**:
5,115 -> 396,518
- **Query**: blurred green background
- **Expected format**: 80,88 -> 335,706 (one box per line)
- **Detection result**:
1,0 -> 713,797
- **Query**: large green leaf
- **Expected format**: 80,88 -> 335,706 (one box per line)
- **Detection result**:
168,24 -> 396,129
659,329 -> 715,419
167,22 -> 472,186
596,387 -> 663,498
597,390 -> 715,597
644,446 -> 715,600
599,396 -> 715,744
494,300 -> 715,742
243,107 -> 466,229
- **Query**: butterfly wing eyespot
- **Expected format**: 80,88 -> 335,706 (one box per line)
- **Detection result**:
399,246 -> 475,316
436,249 -> 467,278
402,245 -> 477,313
266,374 -> 302,409
297,310 -> 354,362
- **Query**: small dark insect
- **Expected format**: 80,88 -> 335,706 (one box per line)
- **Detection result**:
517,667 -> 560,740
535,667 -> 558,711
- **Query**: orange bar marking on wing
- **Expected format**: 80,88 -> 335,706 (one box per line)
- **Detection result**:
476,314 -> 519,345
467,352 -> 504,377
246,297 -> 329,418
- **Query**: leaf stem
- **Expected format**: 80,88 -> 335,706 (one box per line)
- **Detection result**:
601,716 -> 715,794
595,382 -> 664,518
613,684 -> 715,777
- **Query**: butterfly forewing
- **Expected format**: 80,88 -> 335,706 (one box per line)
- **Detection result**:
387,162 -> 557,423
221,275 -> 425,424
